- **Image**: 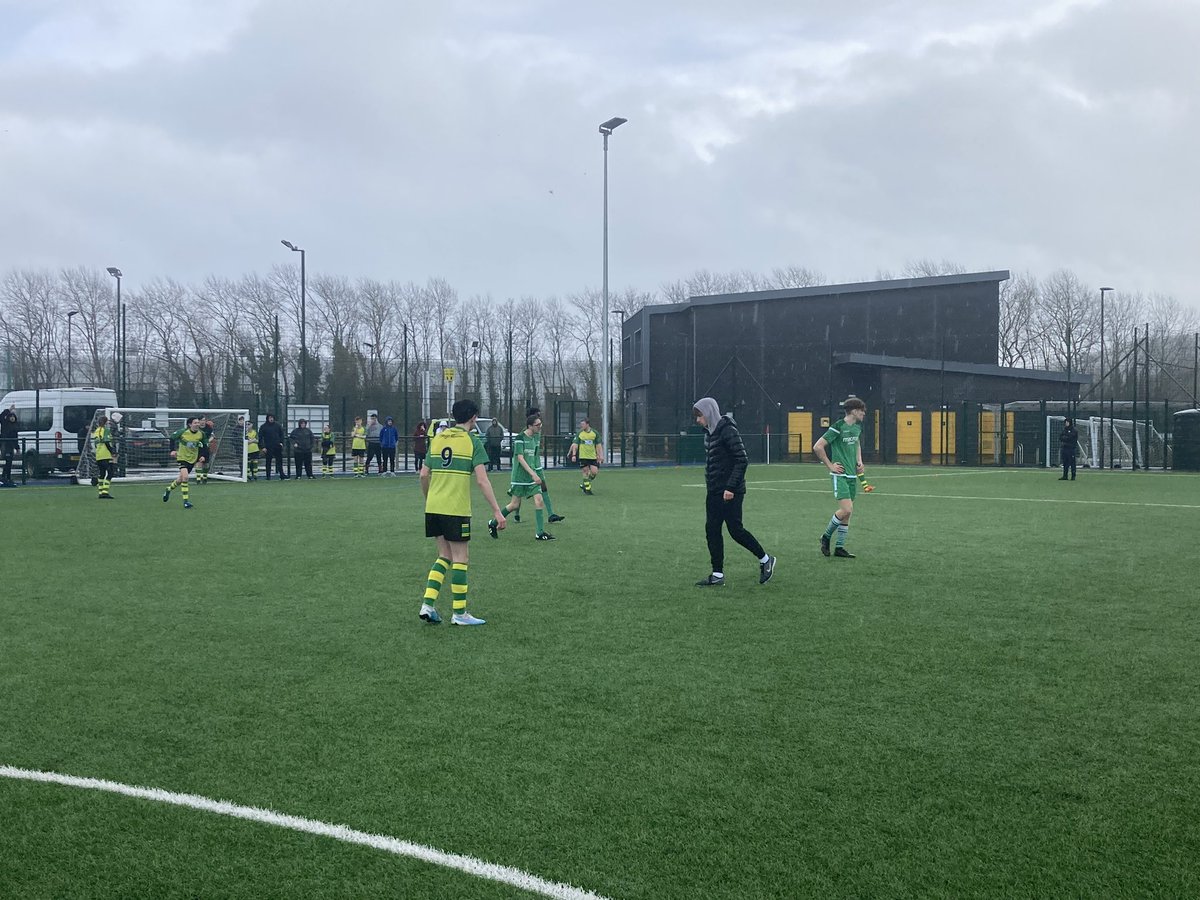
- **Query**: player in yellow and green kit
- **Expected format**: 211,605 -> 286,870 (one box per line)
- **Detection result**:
350,416 -> 367,477
92,415 -> 116,499
194,417 -> 215,484
813,396 -> 866,558
418,398 -> 506,626
568,417 -> 602,494
321,425 -> 337,476
164,417 -> 205,509
244,416 -> 261,481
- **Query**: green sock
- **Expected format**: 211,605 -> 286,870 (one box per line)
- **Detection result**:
823,515 -> 839,539
535,507 -> 545,534
541,490 -> 556,517
424,557 -> 449,603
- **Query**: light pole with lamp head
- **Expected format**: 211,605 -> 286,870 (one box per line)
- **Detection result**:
1099,286 -> 1114,469
281,240 -> 307,404
599,115 -> 627,455
106,268 -> 122,402
67,310 -> 79,386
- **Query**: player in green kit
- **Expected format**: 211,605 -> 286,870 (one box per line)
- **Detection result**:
418,399 -> 506,626
490,413 -> 557,540
813,397 -> 866,558
524,405 -> 564,523
568,417 -> 602,494
163,416 -> 205,509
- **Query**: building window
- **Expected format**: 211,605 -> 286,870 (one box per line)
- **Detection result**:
632,329 -> 642,365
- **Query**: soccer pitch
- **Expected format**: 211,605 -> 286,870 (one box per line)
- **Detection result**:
2,466 -> 1199,898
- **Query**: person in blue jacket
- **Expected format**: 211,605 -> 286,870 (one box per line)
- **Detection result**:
380,416 -> 399,476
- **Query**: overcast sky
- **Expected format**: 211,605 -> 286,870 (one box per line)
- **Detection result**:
1,0 -> 1196,306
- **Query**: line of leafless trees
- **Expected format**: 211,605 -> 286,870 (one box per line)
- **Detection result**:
2,260 -> 1197,412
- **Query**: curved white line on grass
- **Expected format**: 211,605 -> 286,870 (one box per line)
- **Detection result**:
0,766 -> 611,900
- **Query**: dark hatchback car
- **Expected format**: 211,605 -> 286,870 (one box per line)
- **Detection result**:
125,428 -> 172,467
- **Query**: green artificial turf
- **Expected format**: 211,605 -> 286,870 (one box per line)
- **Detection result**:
1,465 -> 1198,898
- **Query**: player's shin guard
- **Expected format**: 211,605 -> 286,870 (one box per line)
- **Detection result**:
424,557 -> 449,603
450,562 -> 468,614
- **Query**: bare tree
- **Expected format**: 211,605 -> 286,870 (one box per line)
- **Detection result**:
998,272 -> 1039,368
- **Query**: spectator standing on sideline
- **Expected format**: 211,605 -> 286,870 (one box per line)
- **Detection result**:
412,419 -> 428,470
485,419 -> 504,472
380,416 -> 399,475
1059,418 -> 1079,481
0,403 -> 18,486
259,413 -> 286,480
289,419 -> 316,480
693,396 -> 775,586
813,397 -> 867,559
365,413 -> 383,475
418,398 -> 507,627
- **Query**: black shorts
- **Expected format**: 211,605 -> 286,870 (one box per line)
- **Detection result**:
177,460 -> 196,472
426,513 -> 471,542
578,458 -> 598,469
352,449 -> 365,457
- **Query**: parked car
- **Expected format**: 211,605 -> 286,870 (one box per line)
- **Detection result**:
125,427 -> 172,467
473,417 -> 513,458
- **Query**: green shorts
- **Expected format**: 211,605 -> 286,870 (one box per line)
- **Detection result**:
831,473 -> 858,501
508,482 -> 541,499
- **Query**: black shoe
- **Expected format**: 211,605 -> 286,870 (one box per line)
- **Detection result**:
820,535 -> 831,557
759,555 -> 776,584
535,532 -> 556,541
513,513 -> 521,523
695,574 -> 725,587
833,547 -> 856,558
548,514 -> 565,523
488,519 -> 498,539
1058,476 -> 1068,480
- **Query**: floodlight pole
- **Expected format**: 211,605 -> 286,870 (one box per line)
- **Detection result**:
106,267 -> 122,402
1099,287 -> 1113,468
281,240 -> 307,404
66,310 -> 78,386
599,115 -> 627,455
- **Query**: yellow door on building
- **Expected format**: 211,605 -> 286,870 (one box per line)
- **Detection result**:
931,411 -> 956,463
896,411 -> 923,462
787,412 -> 813,457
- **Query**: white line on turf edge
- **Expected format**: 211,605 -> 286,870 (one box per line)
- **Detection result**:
0,766 -> 612,900
751,487 -> 1200,509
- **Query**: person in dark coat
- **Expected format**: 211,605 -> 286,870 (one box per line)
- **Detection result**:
1059,417 -> 1079,481
289,419 -> 316,480
692,396 -> 775,587
259,413 -> 286,480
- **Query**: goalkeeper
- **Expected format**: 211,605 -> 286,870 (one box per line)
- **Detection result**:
163,416 -> 205,509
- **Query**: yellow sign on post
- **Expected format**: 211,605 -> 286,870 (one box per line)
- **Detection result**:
443,368 -> 455,383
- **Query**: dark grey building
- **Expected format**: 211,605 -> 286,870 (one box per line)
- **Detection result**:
619,271 -> 1089,463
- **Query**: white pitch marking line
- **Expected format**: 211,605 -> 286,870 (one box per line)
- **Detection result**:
684,470 -> 1026,488
0,766 -> 612,900
751,487 -> 1200,510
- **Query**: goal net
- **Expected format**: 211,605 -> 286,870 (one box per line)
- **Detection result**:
78,408 -> 250,483
1045,415 -> 1167,470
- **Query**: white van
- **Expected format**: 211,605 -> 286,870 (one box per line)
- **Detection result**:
0,387 -> 118,477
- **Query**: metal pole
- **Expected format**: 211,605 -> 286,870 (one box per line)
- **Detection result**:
1099,287 -> 1113,469
273,314 -> 280,414
121,302 -> 127,405
402,323 -> 409,467
601,129 -> 610,454
67,312 -> 75,385
115,276 -> 122,398
1131,326 -> 1138,469
1144,322 -> 1151,469
300,248 -> 307,405
506,328 -> 513,431
1193,332 -> 1198,408
1065,316 -> 1072,423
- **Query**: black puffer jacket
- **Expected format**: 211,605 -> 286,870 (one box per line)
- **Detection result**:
704,415 -> 749,495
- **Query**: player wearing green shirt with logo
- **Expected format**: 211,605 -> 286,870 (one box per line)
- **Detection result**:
490,413 -> 557,540
813,397 -> 867,558
418,399 -> 506,626
568,417 -> 602,495
163,417 -> 205,509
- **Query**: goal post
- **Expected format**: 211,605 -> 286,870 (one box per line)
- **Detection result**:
78,408 -> 250,484
1045,415 -> 1166,470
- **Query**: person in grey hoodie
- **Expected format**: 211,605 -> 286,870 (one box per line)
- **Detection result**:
289,419 -> 316,480
365,413 -> 384,475
692,396 -> 775,587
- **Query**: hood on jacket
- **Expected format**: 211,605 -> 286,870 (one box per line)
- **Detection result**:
692,397 -> 723,435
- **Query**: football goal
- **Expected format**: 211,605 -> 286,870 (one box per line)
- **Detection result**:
1045,415 -> 1167,470
78,408 -> 250,484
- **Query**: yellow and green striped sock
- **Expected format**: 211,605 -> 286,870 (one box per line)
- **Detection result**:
451,562 -> 468,614
424,557 -> 450,603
